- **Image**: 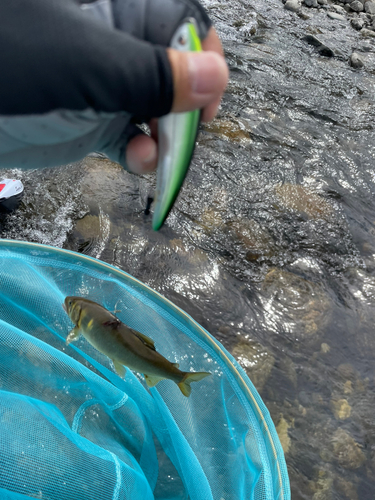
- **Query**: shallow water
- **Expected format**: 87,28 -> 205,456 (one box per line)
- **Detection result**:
1,0 -> 375,498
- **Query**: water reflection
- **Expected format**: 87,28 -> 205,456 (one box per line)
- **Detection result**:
1,0 -> 375,497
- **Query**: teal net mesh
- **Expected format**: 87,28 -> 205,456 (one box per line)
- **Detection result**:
0,240 -> 290,500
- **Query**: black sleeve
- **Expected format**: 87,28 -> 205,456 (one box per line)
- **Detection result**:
0,0 -> 174,118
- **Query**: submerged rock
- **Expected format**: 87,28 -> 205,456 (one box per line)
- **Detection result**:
203,118 -> 251,143
274,184 -> 334,220
261,268 -> 332,344
276,415 -> 292,454
232,339 -> 275,393
330,398 -> 352,420
224,218 -> 275,261
335,478 -> 358,500
331,428 -> 366,469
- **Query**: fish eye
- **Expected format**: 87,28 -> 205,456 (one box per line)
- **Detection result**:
178,35 -> 187,46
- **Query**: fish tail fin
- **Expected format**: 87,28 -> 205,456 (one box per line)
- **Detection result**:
177,371 -> 211,397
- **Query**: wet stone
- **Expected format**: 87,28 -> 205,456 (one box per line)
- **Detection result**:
332,4 -> 347,13
351,0 -> 365,10
285,0 -> 301,11
350,52 -> 365,67
304,0 -> 319,7
365,0 -> 375,13
361,26 -> 375,34
351,17 -> 365,28
328,11 -> 346,20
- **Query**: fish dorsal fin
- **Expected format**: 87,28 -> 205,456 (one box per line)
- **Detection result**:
130,328 -> 156,351
144,373 -> 165,388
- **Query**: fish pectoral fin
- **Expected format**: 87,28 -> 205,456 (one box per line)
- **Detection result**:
112,360 -> 126,378
66,327 -> 80,345
130,328 -> 156,351
178,371 -> 211,398
144,374 -> 166,388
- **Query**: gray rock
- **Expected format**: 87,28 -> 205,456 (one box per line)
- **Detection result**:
351,0 -> 364,10
365,0 -> 375,13
304,0 -> 319,6
285,0 -> 301,11
318,0 -> 328,4
328,11 -> 346,19
332,4 -> 347,12
303,34 -> 335,57
351,17 -> 366,28
361,26 -> 375,34
350,52 -> 364,67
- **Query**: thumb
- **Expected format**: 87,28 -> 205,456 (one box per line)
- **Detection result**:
167,49 -> 229,122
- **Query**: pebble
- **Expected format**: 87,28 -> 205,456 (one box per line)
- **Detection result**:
332,4 -> 346,13
304,0 -> 319,6
365,1 -> 375,14
351,17 -> 366,29
285,0 -> 301,11
361,26 -> 375,35
351,0 -> 364,11
328,11 -> 346,20
318,0 -> 328,4
350,52 -> 365,67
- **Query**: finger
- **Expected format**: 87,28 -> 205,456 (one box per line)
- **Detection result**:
202,27 -> 224,57
125,134 -> 158,174
201,93 -> 223,123
168,49 -> 228,114
148,118 -> 159,142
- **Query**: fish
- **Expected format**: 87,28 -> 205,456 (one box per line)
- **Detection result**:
152,19 -> 202,231
63,296 -> 210,397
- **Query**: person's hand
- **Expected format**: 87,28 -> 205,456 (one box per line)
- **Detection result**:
125,27 -> 228,174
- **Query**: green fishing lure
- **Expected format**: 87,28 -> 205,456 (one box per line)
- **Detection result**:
152,19 -> 202,231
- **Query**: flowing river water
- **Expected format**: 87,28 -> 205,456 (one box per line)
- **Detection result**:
1,0 -> 375,498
